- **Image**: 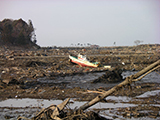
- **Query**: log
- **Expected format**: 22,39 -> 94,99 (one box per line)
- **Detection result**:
131,59 -> 160,79
133,65 -> 160,82
77,59 -> 160,111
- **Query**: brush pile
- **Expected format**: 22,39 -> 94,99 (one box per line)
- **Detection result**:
17,98 -> 108,120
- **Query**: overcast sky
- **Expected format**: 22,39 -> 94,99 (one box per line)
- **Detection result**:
0,0 -> 160,47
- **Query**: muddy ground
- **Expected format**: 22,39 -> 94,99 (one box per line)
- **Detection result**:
0,44 -> 160,119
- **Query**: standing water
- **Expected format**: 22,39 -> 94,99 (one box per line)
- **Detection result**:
0,71 -> 160,119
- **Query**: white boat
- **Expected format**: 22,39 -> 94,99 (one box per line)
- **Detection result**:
69,54 -> 100,68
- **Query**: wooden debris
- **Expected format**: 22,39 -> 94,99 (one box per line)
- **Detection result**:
76,90 -> 103,94
17,59 -> 160,120
86,90 -> 103,94
17,98 -> 70,120
77,60 -> 160,111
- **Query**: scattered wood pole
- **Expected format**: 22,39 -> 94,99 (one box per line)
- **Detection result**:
77,59 -> 160,111
131,60 -> 160,79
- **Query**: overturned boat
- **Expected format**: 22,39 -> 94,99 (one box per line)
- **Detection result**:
69,54 -> 100,68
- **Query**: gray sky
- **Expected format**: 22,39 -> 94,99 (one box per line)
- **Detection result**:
0,0 -> 160,47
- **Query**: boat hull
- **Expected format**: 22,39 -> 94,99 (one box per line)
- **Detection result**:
69,55 -> 99,68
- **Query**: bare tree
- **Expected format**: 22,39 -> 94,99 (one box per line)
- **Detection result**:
134,40 -> 143,46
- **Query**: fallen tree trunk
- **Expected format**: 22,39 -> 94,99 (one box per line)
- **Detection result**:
78,60 -> 160,111
131,59 -> 160,79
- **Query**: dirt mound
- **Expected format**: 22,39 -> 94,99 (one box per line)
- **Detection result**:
92,68 -> 123,83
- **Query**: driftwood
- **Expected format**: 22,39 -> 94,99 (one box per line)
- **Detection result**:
17,98 -> 70,120
77,90 -> 103,94
77,59 -> 160,111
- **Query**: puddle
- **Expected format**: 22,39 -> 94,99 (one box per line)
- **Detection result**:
0,98 -> 137,119
105,90 -> 160,102
0,94 -> 159,120
99,110 -> 160,120
136,90 -> 160,98
122,71 -> 160,83
0,98 -> 137,109
36,71 -> 160,89
105,96 -> 132,102
38,71 -> 120,89
0,98 -> 63,108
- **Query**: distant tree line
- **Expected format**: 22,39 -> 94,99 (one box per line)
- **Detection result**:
0,18 -> 37,46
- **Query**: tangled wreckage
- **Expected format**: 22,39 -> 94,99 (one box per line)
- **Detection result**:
17,60 -> 160,120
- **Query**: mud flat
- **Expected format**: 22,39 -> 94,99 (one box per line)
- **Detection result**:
0,44 -> 160,119
0,72 -> 159,119
0,82 -> 160,119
